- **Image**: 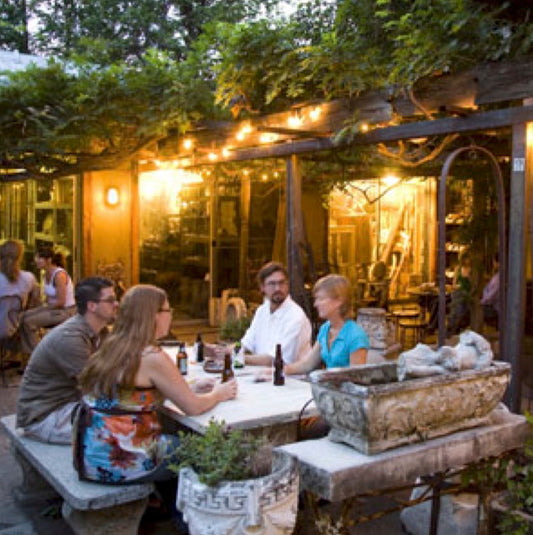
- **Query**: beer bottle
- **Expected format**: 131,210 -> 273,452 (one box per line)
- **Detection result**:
221,351 -> 234,383
273,343 -> 285,386
177,343 -> 188,375
195,333 -> 204,363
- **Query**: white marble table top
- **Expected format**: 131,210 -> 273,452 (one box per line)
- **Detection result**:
277,405 -> 528,502
160,348 -> 318,435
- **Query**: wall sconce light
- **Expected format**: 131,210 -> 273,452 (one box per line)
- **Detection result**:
105,186 -> 120,207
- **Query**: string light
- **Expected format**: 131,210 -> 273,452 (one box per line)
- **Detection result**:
259,133 -> 277,144
287,113 -> 303,128
236,122 -> 253,141
309,106 -> 322,122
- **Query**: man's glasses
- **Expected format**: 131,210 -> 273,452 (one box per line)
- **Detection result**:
264,280 -> 288,289
96,296 -> 118,304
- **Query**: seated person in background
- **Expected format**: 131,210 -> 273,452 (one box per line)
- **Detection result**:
74,284 -> 237,483
20,247 -> 77,354
0,240 -> 40,338
480,253 -> 500,328
447,251 -> 472,335
368,260 -> 389,309
16,277 -> 117,444
238,261 -> 312,365
285,274 -> 369,375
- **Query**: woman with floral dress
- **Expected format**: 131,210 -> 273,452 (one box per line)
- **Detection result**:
74,284 -> 237,483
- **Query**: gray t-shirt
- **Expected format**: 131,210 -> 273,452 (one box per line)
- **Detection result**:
16,314 -> 106,428
0,270 -> 39,308
0,271 -> 40,338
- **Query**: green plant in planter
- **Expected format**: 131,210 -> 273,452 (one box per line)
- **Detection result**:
219,316 -> 251,342
496,412 -> 533,535
169,419 -> 266,487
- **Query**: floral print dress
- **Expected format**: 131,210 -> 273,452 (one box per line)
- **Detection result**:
74,386 -> 173,483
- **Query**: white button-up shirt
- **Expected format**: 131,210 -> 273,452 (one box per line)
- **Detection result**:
241,296 -> 312,364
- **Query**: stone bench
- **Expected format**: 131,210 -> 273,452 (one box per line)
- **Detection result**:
277,407 -> 527,533
0,414 -> 154,535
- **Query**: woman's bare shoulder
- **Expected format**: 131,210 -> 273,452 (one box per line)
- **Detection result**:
142,345 -> 165,358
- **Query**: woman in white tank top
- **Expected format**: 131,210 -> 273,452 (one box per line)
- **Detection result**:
20,247 -> 76,355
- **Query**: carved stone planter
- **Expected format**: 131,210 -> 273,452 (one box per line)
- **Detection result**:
356,307 -> 395,350
176,452 -> 298,535
309,361 -> 511,455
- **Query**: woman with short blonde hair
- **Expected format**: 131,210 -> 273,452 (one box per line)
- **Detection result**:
285,274 -> 369,375
313,274 -> 353,319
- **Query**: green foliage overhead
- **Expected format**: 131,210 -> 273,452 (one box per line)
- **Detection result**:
0,51 -> 213,176
211,0 -> 533,110
3,0 -> 281,62
2,0 -> 533,177
0,0 -> 28,53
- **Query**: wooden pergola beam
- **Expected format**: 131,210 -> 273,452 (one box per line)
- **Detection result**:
179,105 -> 533,166
257,125 -> 332,138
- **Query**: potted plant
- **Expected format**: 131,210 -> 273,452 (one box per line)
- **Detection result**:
171,420 -> 299,535
219,316 -> 251,342
490,412 -> 533,535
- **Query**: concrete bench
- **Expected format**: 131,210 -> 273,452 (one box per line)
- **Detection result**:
277,406 -> 527,502
0,414 -> 154,535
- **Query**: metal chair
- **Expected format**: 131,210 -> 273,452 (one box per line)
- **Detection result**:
0,295 -> 23,386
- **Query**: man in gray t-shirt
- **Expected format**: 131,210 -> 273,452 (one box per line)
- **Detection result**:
16,277 -> 117,444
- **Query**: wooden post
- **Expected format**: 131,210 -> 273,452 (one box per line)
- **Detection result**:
209,174 -> 219,299
130,160 -> 139,286
504,122 -> 528,412
286,155 -> 311,317
239,172 -> 251,300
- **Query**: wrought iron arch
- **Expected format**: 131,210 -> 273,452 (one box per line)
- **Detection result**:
437,146 -> 506,354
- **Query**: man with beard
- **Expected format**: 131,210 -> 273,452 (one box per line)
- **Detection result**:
17,277 -> 117,444
241,262 -> 312,365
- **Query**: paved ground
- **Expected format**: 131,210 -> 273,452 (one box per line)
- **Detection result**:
0,321 -> 422,534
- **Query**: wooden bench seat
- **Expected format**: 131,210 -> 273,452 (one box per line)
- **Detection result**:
0,414 -> 154,535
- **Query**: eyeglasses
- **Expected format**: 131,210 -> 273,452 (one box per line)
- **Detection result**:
96,296 -> 118,304
264,280 -> 288,289
159,307 -> 174,314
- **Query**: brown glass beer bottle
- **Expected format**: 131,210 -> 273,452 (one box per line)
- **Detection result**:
273,343 -> 285,386
177,343 -> 188,375
221,351 -> 234,383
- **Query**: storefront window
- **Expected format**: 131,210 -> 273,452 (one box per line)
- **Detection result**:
139,168 -> 210,320
328,176 -> 436,301
0,177 -> 75,276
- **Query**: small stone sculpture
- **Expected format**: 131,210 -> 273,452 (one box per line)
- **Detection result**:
397,330 -> 493,381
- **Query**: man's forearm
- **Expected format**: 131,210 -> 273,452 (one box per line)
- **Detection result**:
244,353 -> 273,366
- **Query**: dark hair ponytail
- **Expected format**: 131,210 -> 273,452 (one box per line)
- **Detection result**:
37,246 -> 65,268
52,252 -> 66,268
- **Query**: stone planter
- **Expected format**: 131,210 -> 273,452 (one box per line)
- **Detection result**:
176,452 -> 298,535
309,361 -> 511,455
356,307 -> 395,350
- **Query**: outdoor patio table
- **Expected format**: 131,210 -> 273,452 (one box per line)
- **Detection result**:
159,346 -> 319,446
